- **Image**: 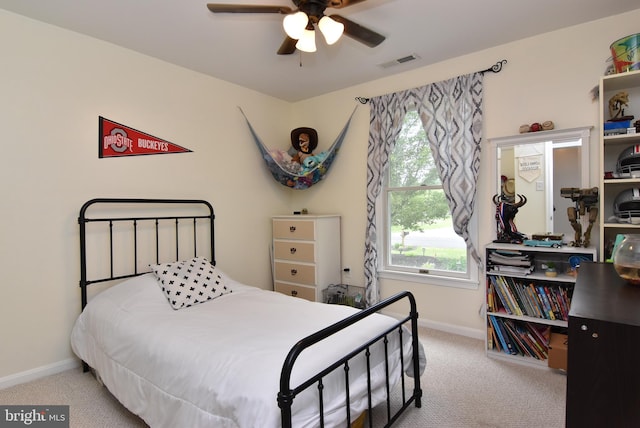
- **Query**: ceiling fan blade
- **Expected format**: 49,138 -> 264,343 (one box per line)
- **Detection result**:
327,0 -> 368,9
329,14 -> 385,47
206,4 -> 293,14
277,36 -> 298,55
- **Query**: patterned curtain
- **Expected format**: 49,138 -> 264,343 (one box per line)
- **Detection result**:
364,72 -> 484,305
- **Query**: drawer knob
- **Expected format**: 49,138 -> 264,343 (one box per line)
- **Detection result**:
290,269 -> 298,276
291,290 -> 298,296
290,247 -> 297,254
290,226 -> 296,232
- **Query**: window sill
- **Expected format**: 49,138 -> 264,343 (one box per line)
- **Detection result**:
378,268 -> 479,290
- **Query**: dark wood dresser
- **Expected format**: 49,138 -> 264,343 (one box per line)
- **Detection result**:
566,262 -> 640,427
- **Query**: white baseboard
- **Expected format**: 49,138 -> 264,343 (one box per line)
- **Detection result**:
0,358 -> 80,390
417,318 -> 485,340
383,310 -> 485,340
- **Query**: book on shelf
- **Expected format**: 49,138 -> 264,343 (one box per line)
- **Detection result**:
515,323 -> 547,359
498,276 -> 524,316
486,279 -> 497,312
488,276 -> 507,313
502,319 -> 533,357
557,287 -> 570,320
488,316 -> 550,360
545,285 -> 564,320
487,322 -> 495,350
504,277 -> 530,316
525,284 -> 544,319
489,276 -> 520,315
489,272 -> 573,322
513,281 -> 535,317
507,319 -> 548,360
491,323 -> 503,353
489,315 -> 517,355
529,323 -> 551,351
536,285 -> 556,320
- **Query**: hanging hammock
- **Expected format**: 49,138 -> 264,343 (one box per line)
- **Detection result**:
239,106 -> 357,190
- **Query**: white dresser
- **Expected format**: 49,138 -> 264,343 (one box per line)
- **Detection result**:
272,215 -> 341,302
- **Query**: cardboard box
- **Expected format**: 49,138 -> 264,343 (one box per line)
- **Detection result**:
548,333 -> 568,370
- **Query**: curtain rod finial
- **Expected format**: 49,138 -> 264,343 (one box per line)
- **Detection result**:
355,97 -> 370,104
482,59 -> 507,74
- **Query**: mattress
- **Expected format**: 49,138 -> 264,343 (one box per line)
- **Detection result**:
70,272 -> 422,428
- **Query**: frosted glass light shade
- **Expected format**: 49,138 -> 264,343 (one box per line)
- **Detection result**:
295,28 -> 317,52
283,11 -> 308,40
318,16 -> 344,45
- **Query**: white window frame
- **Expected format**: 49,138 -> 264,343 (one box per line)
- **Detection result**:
375,129 -> 480,290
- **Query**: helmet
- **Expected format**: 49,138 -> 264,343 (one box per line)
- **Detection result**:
614,188 -> 640,218
616,145 -> 640,174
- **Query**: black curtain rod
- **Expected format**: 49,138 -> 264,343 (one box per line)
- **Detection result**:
356,59 -> 507,104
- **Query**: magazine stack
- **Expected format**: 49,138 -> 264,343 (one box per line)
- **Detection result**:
487,249 -> 533,275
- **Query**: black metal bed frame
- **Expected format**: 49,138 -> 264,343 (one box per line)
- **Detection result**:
78,198 -> 215,309
279,291 -> 422,428
77,198 -> 422,427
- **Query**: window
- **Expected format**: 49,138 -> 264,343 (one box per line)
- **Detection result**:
379,110 -> 478,288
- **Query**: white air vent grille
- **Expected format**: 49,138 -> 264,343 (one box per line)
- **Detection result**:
378,54 -> 421,69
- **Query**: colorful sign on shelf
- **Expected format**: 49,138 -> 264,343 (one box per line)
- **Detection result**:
99,116 -> 192,158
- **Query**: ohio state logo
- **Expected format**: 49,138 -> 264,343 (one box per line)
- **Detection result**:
103,128 -> 133,153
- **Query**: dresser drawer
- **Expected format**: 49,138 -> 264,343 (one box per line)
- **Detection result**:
274,262 -> 316,285
273,219 -> 315,240
273,240 -> 315,262
274,282 -> 315,301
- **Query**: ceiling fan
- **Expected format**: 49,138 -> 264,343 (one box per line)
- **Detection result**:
206,0 -> 385,55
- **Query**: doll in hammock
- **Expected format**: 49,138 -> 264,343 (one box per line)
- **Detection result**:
288,127 -> 318,165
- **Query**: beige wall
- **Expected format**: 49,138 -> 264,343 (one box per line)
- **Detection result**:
2,7 -> 639,384
0,10 -> 292,382
288,9 -> 639,335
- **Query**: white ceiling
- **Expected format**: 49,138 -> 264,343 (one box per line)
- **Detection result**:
1,0 -> 638,102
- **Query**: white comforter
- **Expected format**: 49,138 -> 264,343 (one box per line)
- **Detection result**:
71,272 -> 421,428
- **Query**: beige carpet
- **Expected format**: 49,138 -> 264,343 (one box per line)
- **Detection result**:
0,327 -> 566,427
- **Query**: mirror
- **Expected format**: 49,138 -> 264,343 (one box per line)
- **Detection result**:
490,127 -> 591,242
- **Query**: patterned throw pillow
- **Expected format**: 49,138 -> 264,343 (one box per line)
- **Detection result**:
150,257 -> 230,310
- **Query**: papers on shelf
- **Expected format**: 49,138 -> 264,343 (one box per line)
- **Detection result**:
488,265 -> 534,275
488,250 -> 533,275
489,251 -> 531,266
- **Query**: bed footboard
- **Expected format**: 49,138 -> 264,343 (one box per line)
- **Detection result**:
278,291 -> 422,428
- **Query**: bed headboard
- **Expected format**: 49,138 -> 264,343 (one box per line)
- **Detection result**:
78,198 -> 215,309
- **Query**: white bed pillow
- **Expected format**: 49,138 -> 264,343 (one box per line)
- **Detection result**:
150,257 -> 231,310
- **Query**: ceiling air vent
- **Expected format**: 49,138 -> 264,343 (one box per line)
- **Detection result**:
378,54 -> 421,69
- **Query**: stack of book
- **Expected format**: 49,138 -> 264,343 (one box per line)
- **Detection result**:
487,250 -> 533,275
488,315 -> 550,359
486,276 -> 571,320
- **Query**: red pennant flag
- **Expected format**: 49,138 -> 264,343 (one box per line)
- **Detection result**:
99,116 -> 192,158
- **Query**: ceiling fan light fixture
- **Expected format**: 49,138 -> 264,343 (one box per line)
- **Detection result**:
283,11 -> 308,40
318,16 -> 344,45
295,28 -> 317,52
